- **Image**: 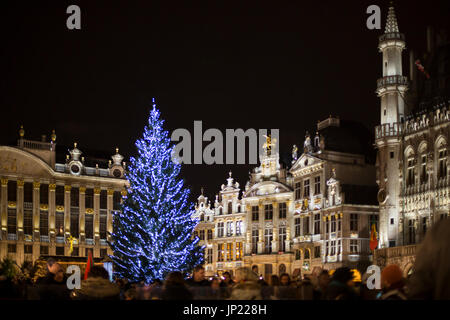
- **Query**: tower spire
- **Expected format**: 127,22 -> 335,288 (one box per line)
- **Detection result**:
385,4 -> 400,34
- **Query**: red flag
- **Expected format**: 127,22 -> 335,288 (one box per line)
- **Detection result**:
84,249 -> 93,280
370,224 -> 378,251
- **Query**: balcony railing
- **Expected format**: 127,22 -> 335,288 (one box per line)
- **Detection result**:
375,122 -> 403,139
377,75 -> 409,89
379,32 -> 405,42
18,139 -> 54,151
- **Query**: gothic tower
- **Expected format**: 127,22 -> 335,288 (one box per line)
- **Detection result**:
375,4 -> 408,248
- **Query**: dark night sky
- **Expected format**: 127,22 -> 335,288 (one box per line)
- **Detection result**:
1,0 -> 449,202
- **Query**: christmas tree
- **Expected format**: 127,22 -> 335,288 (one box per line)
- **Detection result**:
109,99 -> 203,283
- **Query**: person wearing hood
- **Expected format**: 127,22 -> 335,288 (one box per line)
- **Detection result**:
324,267 -> 358,300
378,264 -> 407,300
229,267 -> 262,300
408,218 -> 450,300
71,266 -> 120,300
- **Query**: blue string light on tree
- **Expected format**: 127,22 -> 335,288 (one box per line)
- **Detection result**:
108,98 -> 203,283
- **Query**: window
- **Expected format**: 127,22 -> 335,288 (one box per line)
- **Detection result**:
264,228 -> 273,254
252,230 -> 258,254
314,246 -> 321,258
438,149 -> 448,179
407,159 -> 415,186
7,180 -> 17,201
8,244 -> 16,253
314,176 -> 321,195
226,243 -> 232,261
71,187 -> 79,207
85,189 -> 93,208
56,246 -> 65,256
236,221 -> 242,236
390,151 -> 394,159
70,209 -> 79,238
219,207 -> 223,215
199,230 -> 205,240
314,214 -> 321,234
390,218 -> 394,225
24,245 -> 32,254
40,211 -> 48,236
264,204 -> 273,220
85,214 -> 94,239
303,216 -> 310,235
207,249 -> 213,264
421,155 -> 428,183
331,215 -> 336,233
295,218 -> 301,237
279,227 -> 286,252
24,209 -> 33,236
337,240 -> 341,255
24,182 -> 33,203
40,184 -> 48,204
40,245 -> 49,255
350,214 -> 358,231
55,186 -> 64,206
113,191 -> 122,210
217,222 -> 224,238
100,213 -> 107,239
226,221 -> 233,237
330,240 -> 336,255
236,242 -> 243,260
422,217 -> 428,235
228,202 -> 232,214
279,202 -> 287,219
218,244 -> 224,262
56,212 -> 64,236
100,249 -> 107,258
252,206 -> 259,221
100,190 -> 107,209
207,229 -> 213,240
295,250 -> 301,260
200,214 -> 204,221
295,182 -> 301,200
303,179 -> 310,198
338,215 -> 342,232
7,208 -> 16,234
325,241 -> 329,256
350,240 -> 358,253
408,219 -> 416,244
72,247 -> 79,257
304,249 -> 310,259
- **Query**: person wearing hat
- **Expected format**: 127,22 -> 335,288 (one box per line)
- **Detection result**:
324,267 -> 358,300
378,264 -> 407,300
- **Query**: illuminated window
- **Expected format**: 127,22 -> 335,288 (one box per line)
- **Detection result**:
236,242 -> 243,260
217,244 -> 224,262
264,228 -> 273,254
278,227 -> 286,252
226,243 -> 232,261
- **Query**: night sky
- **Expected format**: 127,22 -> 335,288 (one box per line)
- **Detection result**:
1,0 -> 449,202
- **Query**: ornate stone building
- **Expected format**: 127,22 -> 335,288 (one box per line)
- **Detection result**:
195,120 -> 379,279
0,127 -> 128,266
374,5 -> 450,275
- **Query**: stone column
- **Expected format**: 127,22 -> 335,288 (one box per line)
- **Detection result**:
285,226 -> 291,252
272,202 -> 279,252
107,189 -> 114,255
1,178 -> 8,240
258,229 -> 264,254
245,230 -> 251,255
48,184 -> 56,255
16,180 -> 24,265
0,178 -> 8,260
32,182 -> 40,261
64,185 -> 71,256
93,187 -> 101,257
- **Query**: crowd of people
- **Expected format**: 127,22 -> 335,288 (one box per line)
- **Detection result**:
0,218 -> 449,300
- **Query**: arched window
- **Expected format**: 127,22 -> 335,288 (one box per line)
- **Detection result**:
304,248 -> 310,259
236,204 -> 240,213
200,214 -> 204,221
219,207 -> 222,215
228,202 -> 232,214
295,250 -> 301,260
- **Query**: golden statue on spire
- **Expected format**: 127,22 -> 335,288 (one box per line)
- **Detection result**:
263,134 -> 277,154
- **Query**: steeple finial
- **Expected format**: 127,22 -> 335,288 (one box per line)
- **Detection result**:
385,3 -> 400,34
